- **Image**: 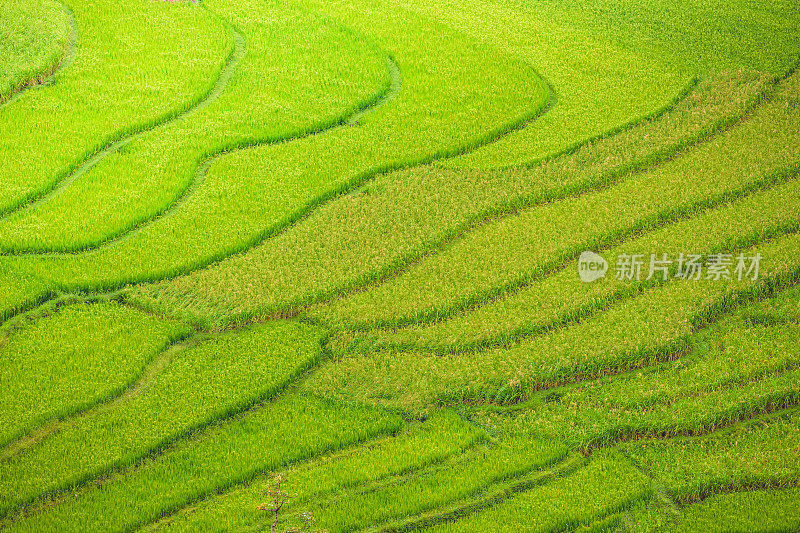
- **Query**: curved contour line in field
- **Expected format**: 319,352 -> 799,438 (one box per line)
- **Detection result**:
0,19 -> 557,257
296,66 -> 800,335
0,52 -> 402,257
0,0 -> 235,219
0,0 -> 78,109
0,4 -> 239,229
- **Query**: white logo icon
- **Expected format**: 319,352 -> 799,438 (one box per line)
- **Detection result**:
578,251 -> 608,283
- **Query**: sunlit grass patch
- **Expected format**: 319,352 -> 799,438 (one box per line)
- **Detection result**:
130,68 -> 772,329
419,450 -> 650,532
0,0 -> 72,104
146,409 -> 489,532
3,393 -> 402,532
620,407 -> 800,502
0,0 -> 231,215
668,486 -> 800,532
1,0 -> 799,528
0,0 -> 548,318
0,320 -> 324,518
308,70 -> 800,332
305,231 -> 800,412
0,0 -> 390,253
0,299 -> 189,449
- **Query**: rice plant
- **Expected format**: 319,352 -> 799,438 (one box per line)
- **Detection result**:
1,0 -> 799,529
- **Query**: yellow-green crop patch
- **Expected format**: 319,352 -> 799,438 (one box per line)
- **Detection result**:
0,0 -> 391,253
143,409 -> 487,532
0,320 -> 324,517
1,393 -> 403,532
420,451 -> 651,532
669,487 -> 800,532
0,0 -> 72,105
0,299 -> 189,449
130,68 -> 773,328
1,0 -> 799,529
0,0 -> 231,215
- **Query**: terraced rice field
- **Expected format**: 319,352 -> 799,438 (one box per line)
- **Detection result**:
1,0 -> 799,530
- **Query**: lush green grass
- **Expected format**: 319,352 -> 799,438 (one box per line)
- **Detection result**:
420,451 -> 650,532
436,0 -> 800,168
0,0 -> 72,105
474,290 -> 800,452
2,0 -> 800,529
0,320 -> 324,517
145,409 -> 491,532
305,230 -> 800,412
669,487 -> 800,532
525,0 -> 800,75
130,68 -> 772,328
0,299 -> 189,449
2,393 -> 402,532
0,0 -> 548,319
0,269 -> 52,323
0,0 -> 231,215
0,0 -> 390,253
621,407 -> 800,501
404,0 -> 690,168
307,70 -> 800,331
334,174 -> 800,355
288,435 -> 566,532
144,422 -> 571,533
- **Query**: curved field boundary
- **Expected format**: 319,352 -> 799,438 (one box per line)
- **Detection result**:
666,483 -> 800,532
0,8 -> 240,227
0,1 -> 236,220
310,159 -> 800,335
458,330 -> 800,465
0,39 -> 548,257
621,406 -> 800,509
134,430 -> 566,533
411,451 -> 650,532
127,412 -> 490,532
1,6 -> 797,531
0,15 -> 551,321
331,164 -> 800,355
128,211 -> 800,528
270,64 -> 793,332
364,452 -> 585,533
0,40 -> 554,326
1,54 -> 401,257
675,478 -> 800,508
146,66 -> 773,331
453,262 -> 800,412
482,376 -> 800,455
427,335 -> 800,528
299,64 -> 800,334
452,70 -> 698,173
347,57 -> 404,126
0,393 -> 402,530
1,325 -> 196,462
0,1 -> 401,256
580,382 -> 800,455
311,231 -> 800,414
0,0 -> 77,109
0,323 -> 331,520
0,293 -> 193,457
0,0 -> 553,258
126,74 -> 706,329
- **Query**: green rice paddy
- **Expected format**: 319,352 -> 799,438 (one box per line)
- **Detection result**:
1,0 -> 799,530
